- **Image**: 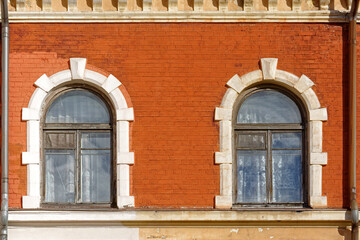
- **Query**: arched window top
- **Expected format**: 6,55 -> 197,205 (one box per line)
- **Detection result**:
45,90 -> 110,124
237,90 -> 302,124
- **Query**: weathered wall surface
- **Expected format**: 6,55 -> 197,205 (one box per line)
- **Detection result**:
139,227 -> 350,240
7,226 -> 351,240
6,23 -> 358,208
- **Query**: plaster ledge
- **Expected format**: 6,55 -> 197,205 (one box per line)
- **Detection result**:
9,209 -> 352,224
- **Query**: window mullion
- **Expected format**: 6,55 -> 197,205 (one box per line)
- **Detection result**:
267,130 -> 272,204
76,130 -> 81,203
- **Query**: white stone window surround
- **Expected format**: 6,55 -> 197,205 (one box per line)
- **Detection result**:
214,58 -> 328,209
21,58 -> 135,209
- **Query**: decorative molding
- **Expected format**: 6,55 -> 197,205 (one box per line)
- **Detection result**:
268,0 -> 277,12
8,209 -> 351,224
16,0 -> 25,11
6,11 -> 349,23
292,0 -> 301,11
244,0 -> 253,11
260,58 -> 278,80
68,0 -> 77,11
70,58 -> 87,79
22,58 -> 134,209
320,0 -> 330,10
215,58 -> 328,209
93,0 -> 103,11
42,0 -> 52,11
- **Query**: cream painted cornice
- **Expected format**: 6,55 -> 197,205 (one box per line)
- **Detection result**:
8,209 -> 353,227
7,10 -> 349,23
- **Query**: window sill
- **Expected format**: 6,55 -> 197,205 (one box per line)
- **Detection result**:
8,209 -> 352,226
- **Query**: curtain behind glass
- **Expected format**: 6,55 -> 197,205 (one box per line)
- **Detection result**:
81,132 -> 111,203
45,150 -> 75,203
236,150 -> 266,203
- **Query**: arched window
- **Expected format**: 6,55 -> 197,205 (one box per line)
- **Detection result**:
234,87 -> 306,206
43,88 -> 114,205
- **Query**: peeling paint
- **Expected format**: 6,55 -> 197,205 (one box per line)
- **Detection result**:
258,228 -> 263,232
230,229 -> 239,234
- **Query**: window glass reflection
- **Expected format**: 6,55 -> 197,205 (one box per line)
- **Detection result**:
237,91 -> 301,124
46,90 -> 110,124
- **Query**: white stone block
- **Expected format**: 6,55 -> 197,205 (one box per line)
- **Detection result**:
220,164 -> 232,196
268,0 -> 277,11
301,88 -> 321,110
292,0 -> 301,10
42,0 -> 51,11
310,196 -> 327,208
214,107 -> 232,121
22,108 -> 40,121
27,164 -> 40,196
220,88 -> 239,109
84,69 -> 107,86
275,69 -> 299,86
117,196 -> 135,208
310,152 -> 328,165
93,0 -> 103,11
226,74 -> 245,93
68,0 -> 77,11
49,70 -> 72,86
102,74 -> 122,93
320,0 -> 330,10
310,108 -> 328,121
244,0 -> 253,11
118,164 -> 130,196
219,120 -> 232,152
310,165 -> 322,197
260,58 -> 278,80
22,196 -> 40,209
27,121 -> 40,152
117,121 -> 130,153
28,88 -> 47,111
117,152 -> 135,165
215,195 -> 232,209
16,0 -> 25,11
34,74 -> 53,92
22,152 -> 40,165
310,121 -> 323,153
215,152 -> 232,164
70,58 -> 87,80
241,70 -> 263,86
294,74 -> 314,93
116,108 -> 134,121
109,88 -> 128,110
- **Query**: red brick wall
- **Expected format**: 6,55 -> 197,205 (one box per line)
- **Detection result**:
5,23 -> 357,208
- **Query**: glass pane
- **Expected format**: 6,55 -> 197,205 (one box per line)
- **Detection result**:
45,90 -> 110,124
81,132 -> 111,149
272,150 -> 302,203
45,133 -> 75,148
236,150 -> 266,203
237,133 -> 266,149
45,150 -> 75,203
237,90 -> 302,124
272,132 -> 302,149
81,150 -> 111,202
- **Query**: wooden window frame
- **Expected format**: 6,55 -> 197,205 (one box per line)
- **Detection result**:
232,86 -> 308,208
40,86 -> 117,208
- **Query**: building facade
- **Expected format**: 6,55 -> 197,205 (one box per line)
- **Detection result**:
2,0 -> 360,238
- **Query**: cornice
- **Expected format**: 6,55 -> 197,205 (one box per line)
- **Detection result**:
7,10 -> 349,23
